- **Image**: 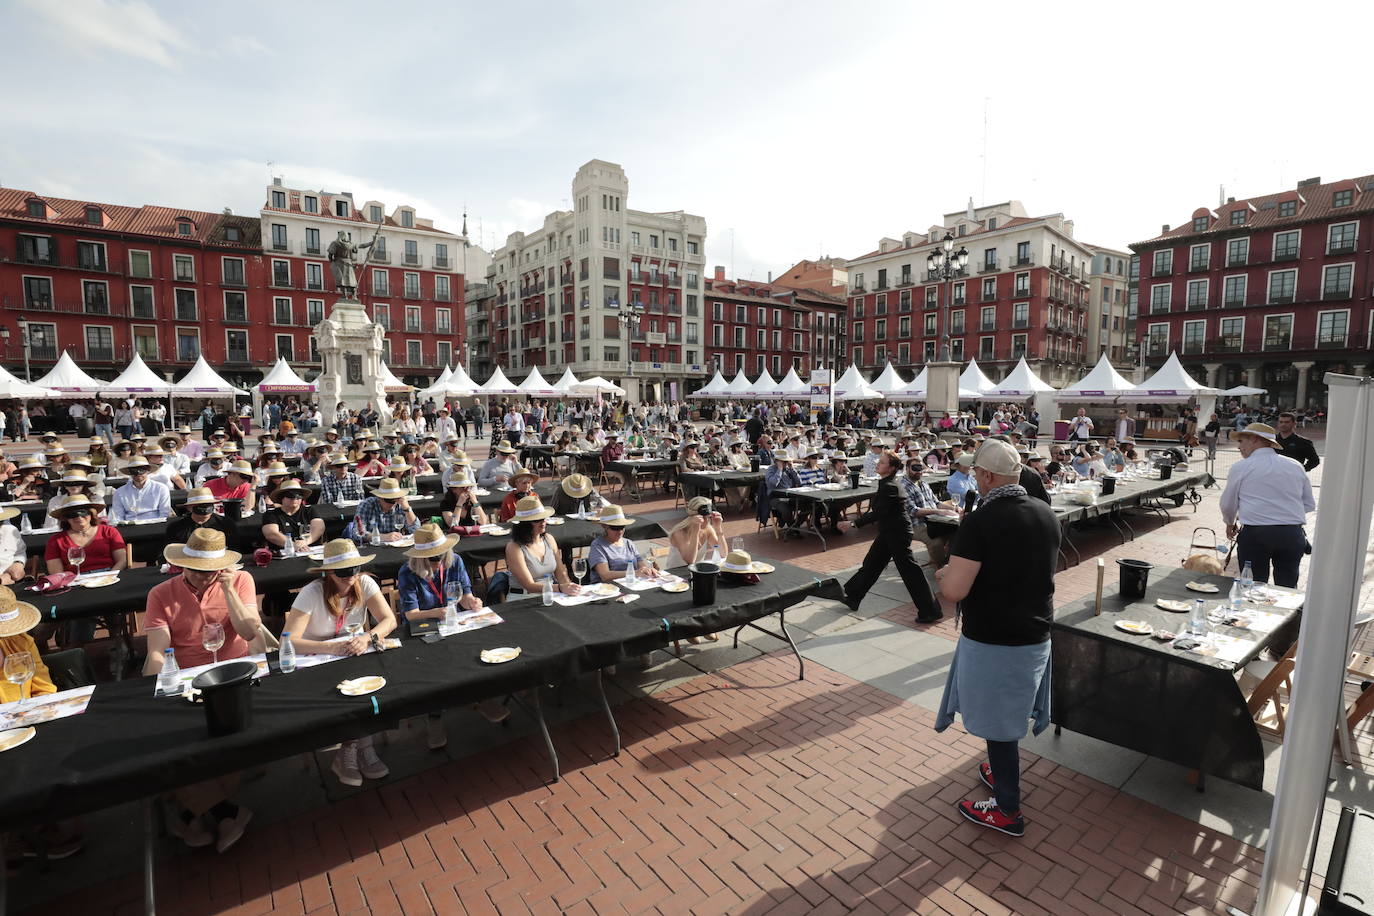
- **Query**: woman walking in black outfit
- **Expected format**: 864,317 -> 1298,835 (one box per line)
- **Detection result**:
841,449 -> 941,622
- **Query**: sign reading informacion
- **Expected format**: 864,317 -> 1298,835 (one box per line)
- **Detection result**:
809,369 -> 833,424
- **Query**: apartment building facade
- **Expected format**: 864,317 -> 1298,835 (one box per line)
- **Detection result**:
1129,174 -> 1374,408
701,269 -> 846,380
484,160 -> 708,401
846,201 -> 1096,387
1086,244 -> 1135,367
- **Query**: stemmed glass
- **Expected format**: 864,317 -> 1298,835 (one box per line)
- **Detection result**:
4,651 -> 35,715
201,622 -> 225,664
344,608 -> 365,640
572,557 -> 588,586
67,545 -> 85,579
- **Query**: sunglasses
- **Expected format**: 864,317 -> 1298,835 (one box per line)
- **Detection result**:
281,493 -> 303,500
330,569 -> 359,579
64,510 -> 93,519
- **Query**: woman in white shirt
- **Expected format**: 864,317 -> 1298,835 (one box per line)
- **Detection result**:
283,539 -> 397,788
0,507 -> 24,584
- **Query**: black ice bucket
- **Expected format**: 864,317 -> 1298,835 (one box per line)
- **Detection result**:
1100,476 -> 1117,496
689,562 -> 720,606
749,456 -> 760,473
849,470 -> 861,489
1159,464 -> 1174,480
191,660 -> 259,737
1116,559 -> 1154,600
221,498 -> 243,521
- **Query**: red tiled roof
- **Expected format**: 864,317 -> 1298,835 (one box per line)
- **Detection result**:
0,187 -> 257,248
1132,174 -> 1374,248
847,216 -> 1041,263
262,189 -> 461,238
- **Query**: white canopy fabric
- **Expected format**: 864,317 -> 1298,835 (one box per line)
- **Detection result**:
1134,352 -> 1220,398
776,366 -> 810,396
516,366 -> 558,397
891,367 -> 929,401
256,358 -> 316,393
417,366 -> 453,399
959,360 -> 997,394
479,366 -> 521,396
379,362 -> 412,393
833,364 -> 883,401
1058,353 -> 1139,399
0,364 -> 58,398
695,369 -> 730,398
171,356 -> 248,396
869,362 -> 909,395
106,353 -> 170,394
447,364 -> 479,396
572,376 -> 625,396
551,367 -> 582,394
32,351 -> 108,393
722,372 -> 754,398
982,357 -> 1056,400
1221,384 -> 1267,396
743,369 -> 779,399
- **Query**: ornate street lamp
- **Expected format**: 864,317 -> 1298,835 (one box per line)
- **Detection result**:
613,298 -> 646,385
926,232 -> 969,363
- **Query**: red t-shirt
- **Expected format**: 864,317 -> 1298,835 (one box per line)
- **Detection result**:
44,525 -> 127,573
144,571 -> 257,669
206,478 -> 250,501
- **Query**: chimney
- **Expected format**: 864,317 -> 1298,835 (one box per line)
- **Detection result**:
1227,197 -> 1235,204
272,177 -> 282,186
767,270 -> 772,282
1297,177 -> 1321,188
1161,224 -> 1170,234
713,265 -> 726,280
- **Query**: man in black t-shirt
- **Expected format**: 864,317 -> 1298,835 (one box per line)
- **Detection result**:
934,439 -> 1060,838
167,488 -> 239,552
260,480 -> 323,555
1274,412 -> 1319,472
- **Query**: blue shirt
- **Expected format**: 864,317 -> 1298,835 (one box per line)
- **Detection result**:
946,470 -> 978,505
396,557 -> 474,611
587,536 -> 642,583
796,466 -> 827,487
110,479 -> 171,524
350,495 -> 417,543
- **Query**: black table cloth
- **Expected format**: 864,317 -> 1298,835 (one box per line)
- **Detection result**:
0,560 -> 837,831
1051,566 -> 1299,789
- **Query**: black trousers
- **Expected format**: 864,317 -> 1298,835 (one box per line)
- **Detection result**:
1237,524 -> 1305,588
845,531 -> 937,618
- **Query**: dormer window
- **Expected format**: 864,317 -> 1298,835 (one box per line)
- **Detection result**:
369,205 -> 383,223
1279,200 -> 1297,218
224,226 -> 241,242
25,199 -> 44,218
400,209 -> 414,229
1229,210 -> 1247,226
176,219 -> 193,236
1333,189 -> 1354,207
304,196 -> 318,213
85,206 -> 103,225
270,190 -> 286,208
335,199 -> 350,218
1192,216 -> 1209,232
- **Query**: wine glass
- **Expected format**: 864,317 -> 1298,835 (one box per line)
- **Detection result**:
201,622 -> 225,664
344,608 -> 365,640
572,557 -> 588,586
67,545 -> 85,578
4,652 -> 35,712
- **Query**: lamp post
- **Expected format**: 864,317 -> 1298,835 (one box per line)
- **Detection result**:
1,320 -> 30,381
614,298 -> 646,401
925,232 -> 969,363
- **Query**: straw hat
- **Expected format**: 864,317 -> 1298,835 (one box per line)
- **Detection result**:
449,449 -> 470,464
404,523 -> 459,559
313,538 -> 374,571
44,445 -> 68,457
369,479 -> 409,500
164,528 -> 242,571
721,550 -> 765,574
561,474 -> 593,498
1237,422 -> 1281,446
263,461 -> 289,477
128,433 -> 145,442
446,468 -> 476,488
223,444 -> 241,454
38,432 -> 59,442
143,445 -> 165,457
122,455 -> 151,471
88,436 -> 106,447
362,443 -> 382,453
494,440 -> 517,454
0,585 -> 41,638
0,507 -> 18,523
204,449 -> 226,460
159,436 -> 181,450
226,459 -> 255,478
177,425 -> 193,435
184,487 -> 219,506
509,495 -> 554,522
15,456 -> 43,472
596,504 -> 635,527
327,454 -> 352,466
58,468 -> 92,486
260,442 -> 282,455
271,479 -> 310,500
48,493 -> 102,519
509,467 -> 537,487
210,429 -> 227,438
385,457 -> 410,474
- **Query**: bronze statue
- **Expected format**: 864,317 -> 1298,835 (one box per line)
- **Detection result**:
327,228 -> 378,298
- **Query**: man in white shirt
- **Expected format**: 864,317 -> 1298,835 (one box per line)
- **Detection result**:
144,447 -> 189,490
110,457 -> 173,524
502,406 -> 526,445
160,436 -> 193,477
1219,422 -> 1315,588
280,430 -> 307,457
1067,408 -> 1093,443
433,409 -> 457,443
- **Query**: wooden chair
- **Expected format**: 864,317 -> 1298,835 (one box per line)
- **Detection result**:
1245,643 -> 1296,737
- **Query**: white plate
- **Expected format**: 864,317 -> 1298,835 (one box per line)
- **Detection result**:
337,675 -> 385,696
1115,620 -> 1154,635
661,581 -> 689,593
481,527 -> 510,537
389,537 -> 415,548
545,517 -> 565,526
588,582 -> 620,598
0,727 -> 35,753
1156,599 -> 1191,612
480,647 -> 521,664
1185,581 -> 1220,593
78,575 -> 120,588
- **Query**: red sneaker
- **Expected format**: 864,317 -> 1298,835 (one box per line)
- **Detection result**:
958,797 -> 1025,837
978,762 -> 995,792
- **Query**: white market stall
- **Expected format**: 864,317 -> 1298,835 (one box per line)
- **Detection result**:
776,366 -> 811,397
958,359 -> 998,397
31,351 -> 108,395
1131,351 -> 1222,437
105,353 -> 170,396
169,356 -> 251,431
516,366 -> 559,398
742,369 -> 779,400
478,366 -> 521,397
721,372 -> 754,400
417,365 -> 454,400
570,376 -> 625,396
833,364 -> 882,401
869,362 -> 909,397
255,359 -> 316,395
0,364 -> 58,399
694,369 -> 730,399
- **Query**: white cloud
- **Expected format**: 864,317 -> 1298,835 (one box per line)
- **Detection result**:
18,0 -> 187,69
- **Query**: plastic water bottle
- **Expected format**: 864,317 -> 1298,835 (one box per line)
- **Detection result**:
1229,579 -> 1243,612
279,633 -> 296,673
442,603 -> 458,635
369,526 -> 382,547
157,649 -> 181,696
1240,561 -> 1254,596
1188,599 -> 1209,638
541,575 -> 553,606
624,562 -> 637,586
282,537 -> 295,558
19,514 -> 31,534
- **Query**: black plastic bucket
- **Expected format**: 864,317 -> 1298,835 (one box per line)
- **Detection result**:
1100,476 -> 1117,496
849,470 -> 861,489
1116,559 -> 1153,600
1159,464 -> 1173,480
191,660 -> 258,736
749,456 -> 760,473
689,562 -> 720,606
221,498 -> 243,521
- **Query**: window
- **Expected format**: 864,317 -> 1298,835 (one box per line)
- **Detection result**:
178,329 -> 201,361
979,337 -> 994,360
755,328 -> 765,348
400,210 -> 414,229
772,329 -> 782,350
1192,216 -> 1209,232
270,223 -> 287,250
304,262 -> 323,291
603,285 -> 620,307
1263,314 -> 1293,350
874,319 -> 886,341
650,235 -> 659,249
1328,222 -> 1357,254
1186,279 -> 1208,309
178,219 -> 193,235
373,236 -> 387,259
306,299 -> 324,325
25,199 -> 44,218
174,289 -> 197,320
130,285 -> 154,318
1223,275 -> 1247,307
1322,264 -> 1353,299
224,329 -> 247,361
1014,272 -> 1029,296
1273,230 -> 1299,260
222,257 -> 246,286
76,241 -> 106,270
270,190 -> 285,208
437,341 -> 452,366
369,205 -> 383,223
688,241 -> 699,255
85,326 -> 113,360
1011,333 -> 1027,358
305,227 -> 321,254
851,323 -> 864,343
407,340 -> 422,364
82,280 -> 109,314
335,200 -> 350,218
1333,189 -> 1354,207
225,225 -> 240,242
224,292 -> 247,322
978,305 -> 994,331
133,326 -> 158,360
435,308 -> 451,334
272,260 -> 290,287
924,314 -> 937,335
687,324 -> 699,344
1268,269 -> 1297,303
435,275 -> 450,301
1012,302 -> 1029,327
1189,244 -> 1209,271
1182,320 -> 1205,354
1015,241 -> 1031,265
1220,317 -> 1244,349
304,196 -> 318,214
404,240 -> 419,266
15,235 -> 53,265
275,334 -> 295,360
713,325 -> 723,347
404,272 -> 421,298
875,294 -> 887,315
668,238 -> 678,252
981,277 -> 996,300
406,306 -> 421,332
898,315 -> 910,338
983,248 -> 997,270
1317,310 -> 1348,346
273,298 -> 292,325
372,270 -> 390,296
1226,237 -> 1248,266
1229,210 -> 1247,226
374,306 -> 390,329
1150,284 -> 1171,313
1152,249 -> 1173,275
173,254 -> 194,281
1147,323 -> 1169,354
23,276 -> 52,308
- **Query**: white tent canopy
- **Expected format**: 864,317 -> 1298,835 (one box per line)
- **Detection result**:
0,364 -> 58,399
256,359 -> 316,393
516,366 -> 558,397
722,372 -> 754,398
776,366 -> 810,396
743,369 -> 779,400
379,362 -> 412,393
552,367 -> 583,394
417,366 -> 453,399
479,366 -> 521,396
446,364 -> 479,396
106,353 -> 170,395
833,364 -> 883,401
571,376 -> 625,396
891,367 -> 929,401
1057,353 -> 1138,399
869,362 -> 909,395
982,357 -> 1056,400
171,356 -> 248,396
959,360 -> 997,395
32,351 -> 108,394
694,369 -> 730,398
1220,384 -> 1267,396
1133,351 -> 1220,398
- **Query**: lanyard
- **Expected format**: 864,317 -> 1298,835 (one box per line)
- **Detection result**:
425,567 -> 445,604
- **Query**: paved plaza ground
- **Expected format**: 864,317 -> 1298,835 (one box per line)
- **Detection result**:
10,427 -> 1374,915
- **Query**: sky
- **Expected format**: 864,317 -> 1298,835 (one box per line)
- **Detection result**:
4,0 -> 1373,282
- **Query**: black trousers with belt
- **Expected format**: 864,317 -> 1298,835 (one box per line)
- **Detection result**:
845,529 -> 937,619
1237,523 -> 1306,588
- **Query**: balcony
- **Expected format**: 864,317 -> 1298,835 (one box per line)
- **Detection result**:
1145,341 -> 1170,357
850,283 -> 865,294
1268,294 -> 1294,305
979,321 -> 996,332
1327,241 -> 1356,255
1223,295 -> 1246,308
1187,259 -> 1210,274
1012,318 -> 1029,329
1226,255 -> 1248,268
403,253 -> 421,266
433,256 -> 451,270
403,287 -> 422,300
270,241 -> 289,253
1185,298 -> 1208,312
220,275 -> 248,289
1322,287 -> 1353,301
1317,335 -> 1348,349
897,274 -> 914,287
1263,336 -> 1291,351
1181,339 -> 1206,355
1272,249 -> 1299,262
979,260 -> 1000,274
1013,254 -> 1035,267
369,250 -> 391,264
224,350 -> 252,365
1152,265 -> 1173,277
301,242 -> 321,256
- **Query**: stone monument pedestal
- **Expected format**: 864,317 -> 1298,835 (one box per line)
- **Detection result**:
925,361 -> 962,418
314,298 -> 386,411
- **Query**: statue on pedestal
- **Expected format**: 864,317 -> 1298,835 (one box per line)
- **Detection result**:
327,226 -> 380,298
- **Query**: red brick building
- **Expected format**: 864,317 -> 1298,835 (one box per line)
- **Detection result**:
702,268 -> 846,382
1129,174 -> 1374,408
